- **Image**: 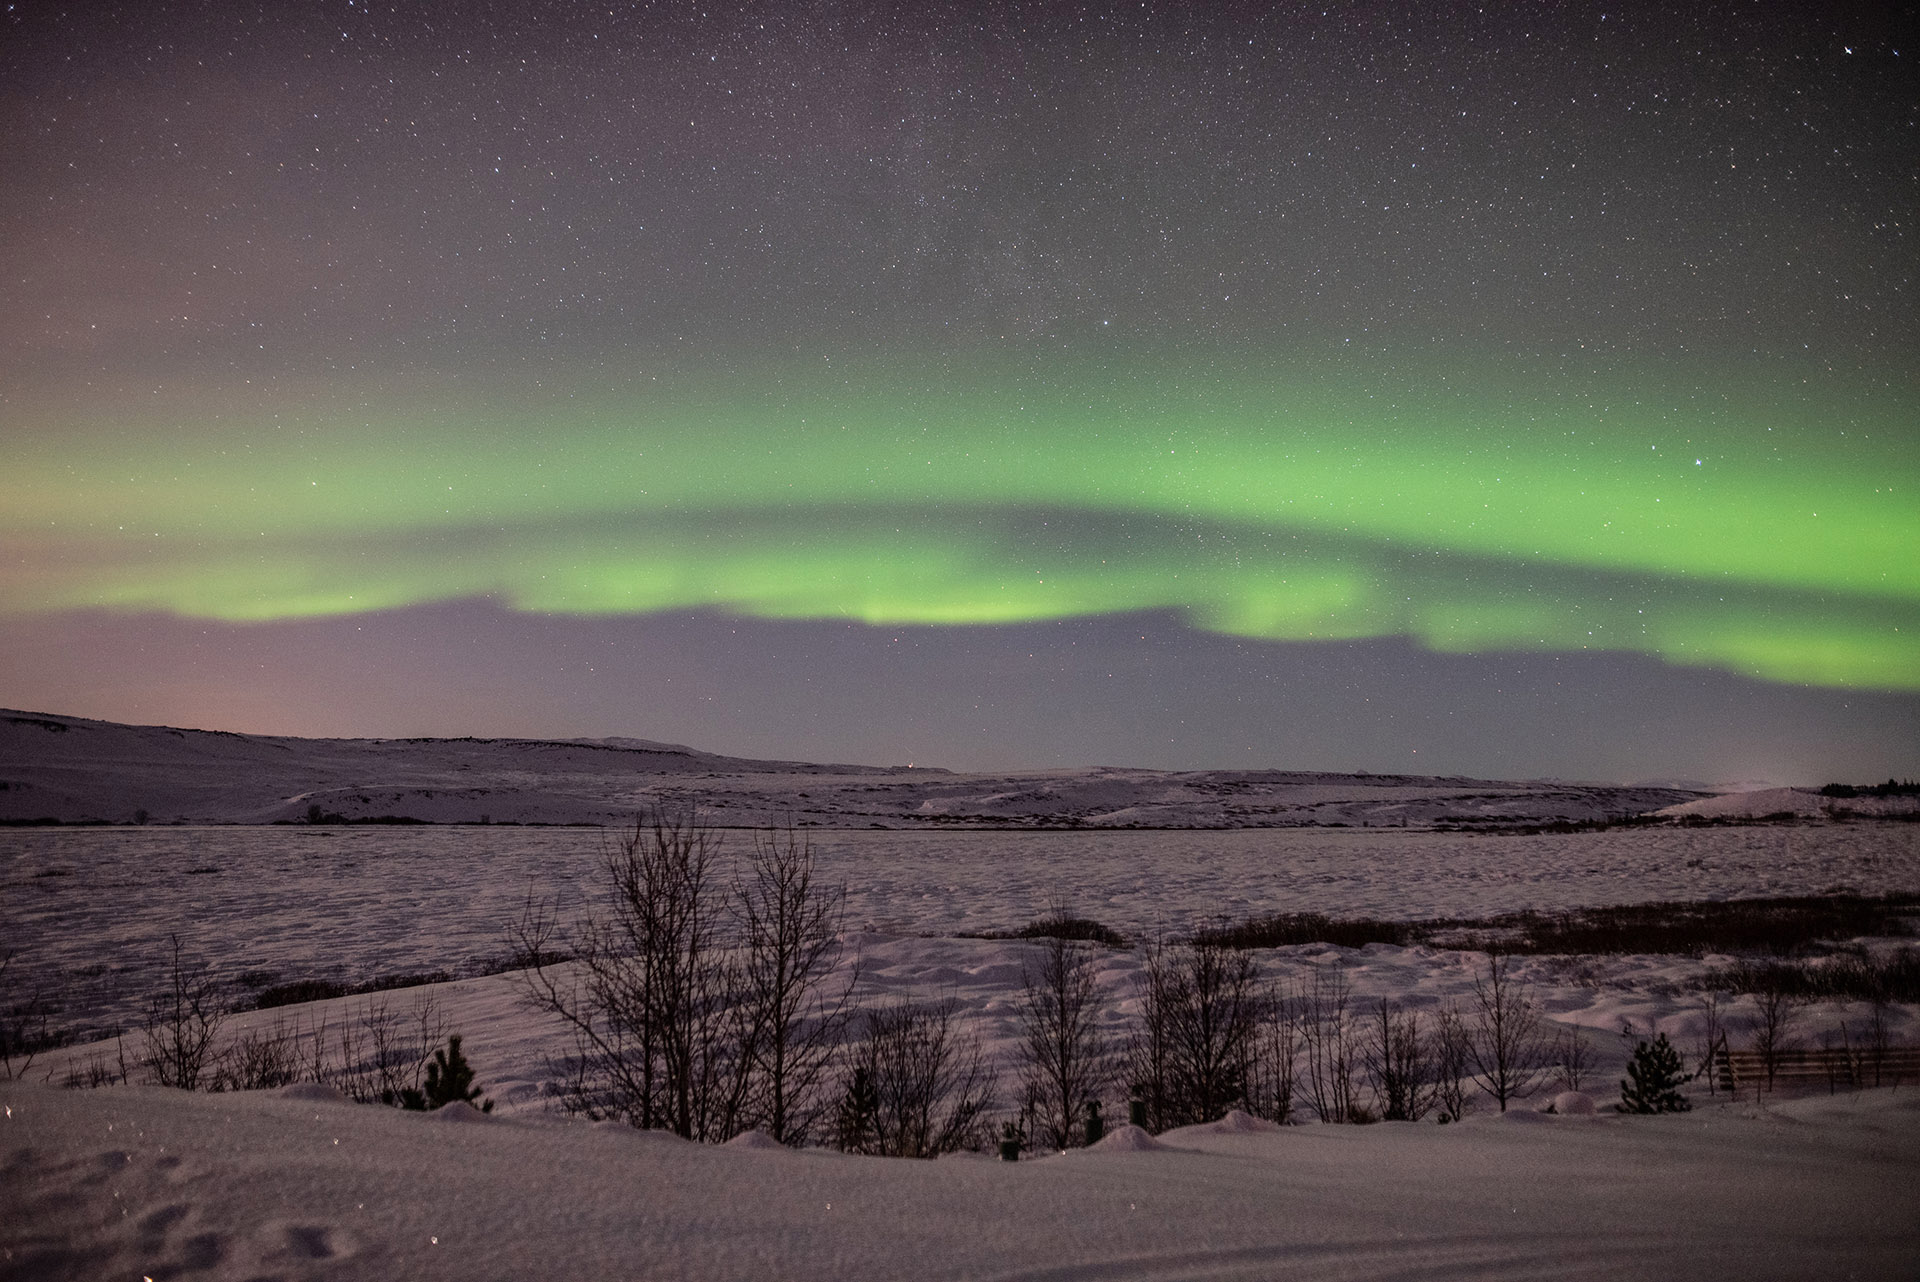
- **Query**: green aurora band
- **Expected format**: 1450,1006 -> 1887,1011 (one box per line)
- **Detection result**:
7,352 -> 1916,690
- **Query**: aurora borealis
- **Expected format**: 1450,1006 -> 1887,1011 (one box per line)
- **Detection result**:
2,2 -> 1914,779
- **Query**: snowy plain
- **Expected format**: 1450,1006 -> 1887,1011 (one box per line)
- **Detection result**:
5,821 -> 1919,1043
4,712 -> 1919,1279
7,819 -> 1920,1280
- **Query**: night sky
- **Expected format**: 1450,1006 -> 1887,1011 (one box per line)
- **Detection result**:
3,1 -> 1915,783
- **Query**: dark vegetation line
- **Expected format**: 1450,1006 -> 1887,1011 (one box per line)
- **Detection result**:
961,915 -> 1130,949
1818,779 -> 1919,798
980,897 -> 1920,1002
250,970 -> 457,1011
1188,895 -> 1919,958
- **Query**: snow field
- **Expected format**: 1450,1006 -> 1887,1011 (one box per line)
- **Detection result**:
8,821 -> 1919,1279
6,1077 -> 1917,1281
7,823 -> 1916,1041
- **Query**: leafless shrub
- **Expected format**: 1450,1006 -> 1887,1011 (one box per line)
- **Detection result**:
0,948 -> 63,1081
209,1015 -> 307,1092
1552,1025 -> 1595,1093
834,999 -> 993,1158
1857,1001 -> 1894,1087
515,809 -> 745,1137
1705,947 -> 1920,1003
1297,968 -> 1366,1123
328,993 -> 447,1105
1695,990 -> 1730,1094
1466,953 -> 1550,1112
62,1035 -> 132,1089
1363,997 -> 1432,1121
515,811 -> 855,1144
1746,987 -> 1803,1094
733,824 -> 859,1145
1243,983 -> 1300,1125
141,935 -> 225,1090
1432,1001 -> 1473,1122
1013,932 -> 1115,1150
1128,939 -> 1260,1131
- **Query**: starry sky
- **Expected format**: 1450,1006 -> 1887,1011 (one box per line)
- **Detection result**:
2,1 -> 1915,783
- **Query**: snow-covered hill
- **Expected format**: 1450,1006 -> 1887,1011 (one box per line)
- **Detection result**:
0,710 -> 1704,828
1655,786 -> 1920,820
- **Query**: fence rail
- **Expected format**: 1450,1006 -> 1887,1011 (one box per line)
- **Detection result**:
1709,1046 -> 1920,1095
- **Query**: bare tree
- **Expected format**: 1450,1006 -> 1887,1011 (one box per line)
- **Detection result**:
835,999 -> 994,1158
1465,953 -> 1550,1112
1243,982 -> 1301,1125
141,935 -> 225,1090
1695,990 -> 1729,1095
1552,1025 -> 1595,1093
1363,998 -> 1432,1121
1128,939 -> 1260,1130
515,809 -> 745,1139
733,824 -> 858,1145
1746,986 -> 1802,1095
0,948 -> 58,1082
515,810 -> 857,1144
1298,968 -> 1365,1123
377,997 -> 445,1104
1859,1001 -> 1893,1088
1432,1000 -> 1473,1123
328,993 -> 446,1106
1014,933 -> 1115,1150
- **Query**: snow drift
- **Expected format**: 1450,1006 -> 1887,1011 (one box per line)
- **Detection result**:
5,1079 -> 1916,1281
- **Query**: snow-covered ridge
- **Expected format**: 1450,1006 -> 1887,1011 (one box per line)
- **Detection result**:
1,709 -> 1705,828
1655,786 -> 1920,820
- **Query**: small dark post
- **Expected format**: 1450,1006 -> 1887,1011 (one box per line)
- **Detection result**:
1084,1099 -> 1104,1146
1128,1097 -> 1147,1129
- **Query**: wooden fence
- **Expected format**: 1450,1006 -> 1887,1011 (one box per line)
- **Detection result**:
1708,1045 -> 1920,1095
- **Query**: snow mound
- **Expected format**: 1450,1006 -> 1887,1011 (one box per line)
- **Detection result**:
276,1082 -> 348,1103
1205,1109 -> 1283,1134
725,1129 -> 786,1150
1165,1109 -> 1283,1139
1547,1091 -> 1598,1116
430,1101 -> 493,1123
1498,1108 -> 1555,1124
1088,1124 -> 1170,1152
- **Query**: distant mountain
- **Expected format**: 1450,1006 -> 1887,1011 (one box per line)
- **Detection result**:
1,709 -> 1707,829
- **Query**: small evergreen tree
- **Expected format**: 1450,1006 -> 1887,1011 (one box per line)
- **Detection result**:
396,1034 -> 493,1113
834,1064 -> 879,1154
1620,1033 -> 1691,1114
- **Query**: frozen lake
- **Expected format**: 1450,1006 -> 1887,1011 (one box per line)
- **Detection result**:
6,822 -> 1917,1039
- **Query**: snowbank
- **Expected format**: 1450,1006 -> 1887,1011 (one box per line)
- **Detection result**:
6,1080 -> 1917,1281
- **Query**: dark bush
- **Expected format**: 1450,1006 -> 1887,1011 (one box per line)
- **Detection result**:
1196,895 -> 1917,959
357,970 -> 453,994
254,979 -> 348,1009
1194,913 -> 1412,951
833,1000 -> 993,1157
965,912 -> 1129,949
253,969 -> 452,1011
1702,948 -> 1920,1003
1011,914 -> 1128,949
